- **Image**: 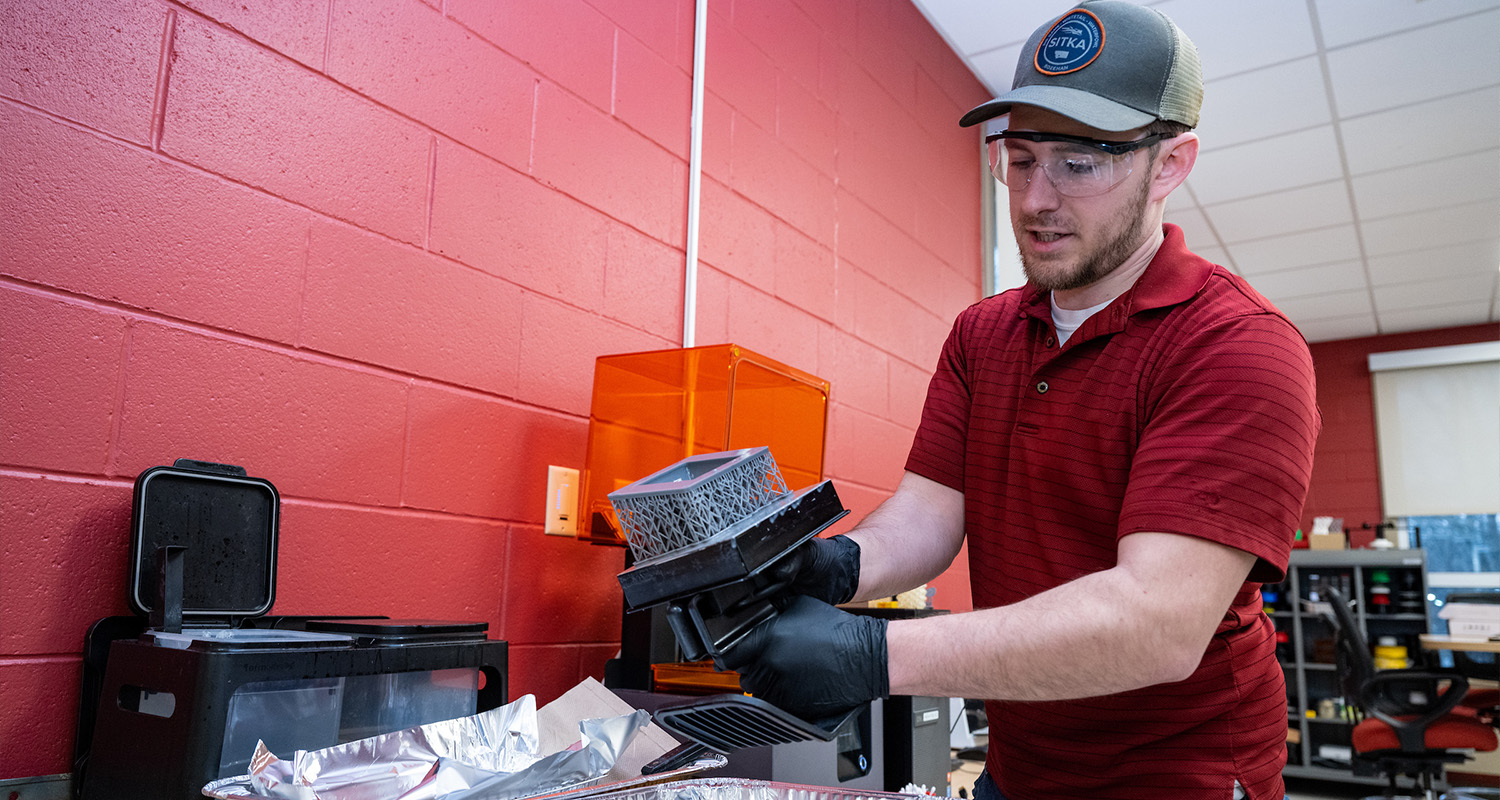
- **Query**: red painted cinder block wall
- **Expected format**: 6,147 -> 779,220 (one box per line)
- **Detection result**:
1301,322 -> 1499,547
0,0 -> 989,777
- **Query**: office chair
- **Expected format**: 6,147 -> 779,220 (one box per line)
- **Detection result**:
1315,585 -> 1498,800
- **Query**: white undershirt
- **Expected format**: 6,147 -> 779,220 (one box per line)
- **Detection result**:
1050,293 -> 1114,346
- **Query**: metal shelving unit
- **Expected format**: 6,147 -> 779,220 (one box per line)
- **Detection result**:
1272,549 -> 1431,787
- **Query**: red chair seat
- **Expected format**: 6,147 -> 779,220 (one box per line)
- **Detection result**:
1460,687 -> 1500,711
1353,714 -> 1499,753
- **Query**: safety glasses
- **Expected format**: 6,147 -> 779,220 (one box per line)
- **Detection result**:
985,131 -> 1169,197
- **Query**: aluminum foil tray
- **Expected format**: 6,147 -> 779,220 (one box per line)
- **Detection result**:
579,777 -> 916,800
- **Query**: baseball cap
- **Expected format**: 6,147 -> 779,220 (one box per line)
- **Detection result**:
958,0 -> 1202,132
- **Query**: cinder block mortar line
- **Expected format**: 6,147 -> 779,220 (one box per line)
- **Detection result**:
398,380 -> 414,511
843,254 -> 952,326
103,320 -> 134,477
836,175 -> 978,284
0,467 -> 133,490
151,0 -> 695,259
148,7 -> 178,153
424,136 -> 438,251
0,93 -> 649,303
0,465 -> 529,530
294,223 -> 312,348
0,276 -> 587,427
609,28 -> 619,116
0,100 -> 679,348
439,5 -> 682,138
281,494 -> 520,527
162,0 -> 687,181
713,261 -> 946,342
0,654 -> 82,666
817,470 -> 900,498
713,163 -> 967,313
323,0 -> 336,74
497,523 -> 514,639
528,78 -> 540,174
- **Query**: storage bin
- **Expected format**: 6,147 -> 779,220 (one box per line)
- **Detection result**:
340,668 -> 480,742
220,677 -> 345,778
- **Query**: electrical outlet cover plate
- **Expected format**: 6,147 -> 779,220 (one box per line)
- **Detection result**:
545,466 -> 579,536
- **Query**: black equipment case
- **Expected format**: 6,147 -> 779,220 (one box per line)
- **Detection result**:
74,459 -> 508,800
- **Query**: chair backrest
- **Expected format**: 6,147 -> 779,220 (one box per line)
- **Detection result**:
1318,585 -> 1375,710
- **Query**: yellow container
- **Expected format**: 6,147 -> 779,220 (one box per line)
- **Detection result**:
1374,643 -> 1409,670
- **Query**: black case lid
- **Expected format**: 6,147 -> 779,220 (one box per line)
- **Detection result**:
128,458 -> 279,621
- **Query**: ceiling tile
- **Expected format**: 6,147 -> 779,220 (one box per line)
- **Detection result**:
1164,189 -> 1197,214
1197,57 -> 1331,149
1341,87 -> 1500,177
1227,224 -> 1363,275
1372,272 -> 1498,313
1313,0 -> 1500,49
1190,126 -> 1345,205
1193,243 -> 1230,269
1353,149 -> 1500,219
1246,258 -> 1366,300
1296,312 -> 1379,343
1156,0 -> 1317,79
915,0 -> 1075,61
1325,10 -> 1500,118
1378,300 -> 1497,335
1362,199 -> 1500,256
1202,180 -> 1354,242
1163,206 -> 1218,251
967,42 -> 1024,97
1366,239 -> 1500,286
1272,288 -> 1374,321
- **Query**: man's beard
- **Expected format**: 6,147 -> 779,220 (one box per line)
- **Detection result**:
1015,175 -> 1152,292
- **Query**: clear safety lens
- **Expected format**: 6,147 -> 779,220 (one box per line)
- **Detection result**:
986,138 -> 1135,198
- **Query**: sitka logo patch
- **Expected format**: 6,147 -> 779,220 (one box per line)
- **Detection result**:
1035,9 -> 1105,75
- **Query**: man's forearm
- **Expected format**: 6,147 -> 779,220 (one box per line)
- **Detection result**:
844,472 -> 965,602
885,531 -> 1257,701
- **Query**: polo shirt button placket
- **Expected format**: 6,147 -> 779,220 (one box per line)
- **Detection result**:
1045,335 -> 1056,348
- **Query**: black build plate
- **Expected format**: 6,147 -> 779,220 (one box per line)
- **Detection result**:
615,480 -> 847,610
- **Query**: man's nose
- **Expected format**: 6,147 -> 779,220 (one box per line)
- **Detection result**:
1015,165 -> 1063,215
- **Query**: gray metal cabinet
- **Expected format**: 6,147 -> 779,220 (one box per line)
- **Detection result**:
1273,549 -> 1430,787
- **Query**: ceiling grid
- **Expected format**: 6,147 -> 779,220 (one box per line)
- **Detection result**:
912,0 -> 1500,342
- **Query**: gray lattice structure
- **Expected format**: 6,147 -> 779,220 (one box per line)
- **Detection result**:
608,447 -> 790,562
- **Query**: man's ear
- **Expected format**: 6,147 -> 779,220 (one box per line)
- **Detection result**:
1150,132 -> 1199,203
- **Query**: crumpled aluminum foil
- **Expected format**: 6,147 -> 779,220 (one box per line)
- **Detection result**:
202,695 -> 650,800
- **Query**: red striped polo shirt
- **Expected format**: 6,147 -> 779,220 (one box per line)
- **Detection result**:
905,225 -> 1320,800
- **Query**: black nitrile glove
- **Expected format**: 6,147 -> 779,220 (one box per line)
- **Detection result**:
720,595 -> 889,720
776,534 -> 861,606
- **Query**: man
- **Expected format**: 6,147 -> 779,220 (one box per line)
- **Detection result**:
720,2 -> 1321,798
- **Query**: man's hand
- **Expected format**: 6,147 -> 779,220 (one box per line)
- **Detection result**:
720,595 -> 889,720
775,534 -> 861,605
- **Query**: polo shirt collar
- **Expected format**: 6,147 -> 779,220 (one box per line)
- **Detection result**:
1019,224 -> 1213,325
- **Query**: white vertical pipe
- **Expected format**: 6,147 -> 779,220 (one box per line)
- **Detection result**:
682,0 -> 708,347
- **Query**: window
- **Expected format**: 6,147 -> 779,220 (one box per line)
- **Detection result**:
1411,514 -> 1500,666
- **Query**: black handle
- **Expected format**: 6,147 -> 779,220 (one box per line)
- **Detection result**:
150,545 -> 186,633
640,742 -> 714,775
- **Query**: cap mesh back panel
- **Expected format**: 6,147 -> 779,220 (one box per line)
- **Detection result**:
1157,11 -> 1202,126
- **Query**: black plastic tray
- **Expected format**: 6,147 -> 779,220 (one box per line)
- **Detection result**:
652,693 -> 857,751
